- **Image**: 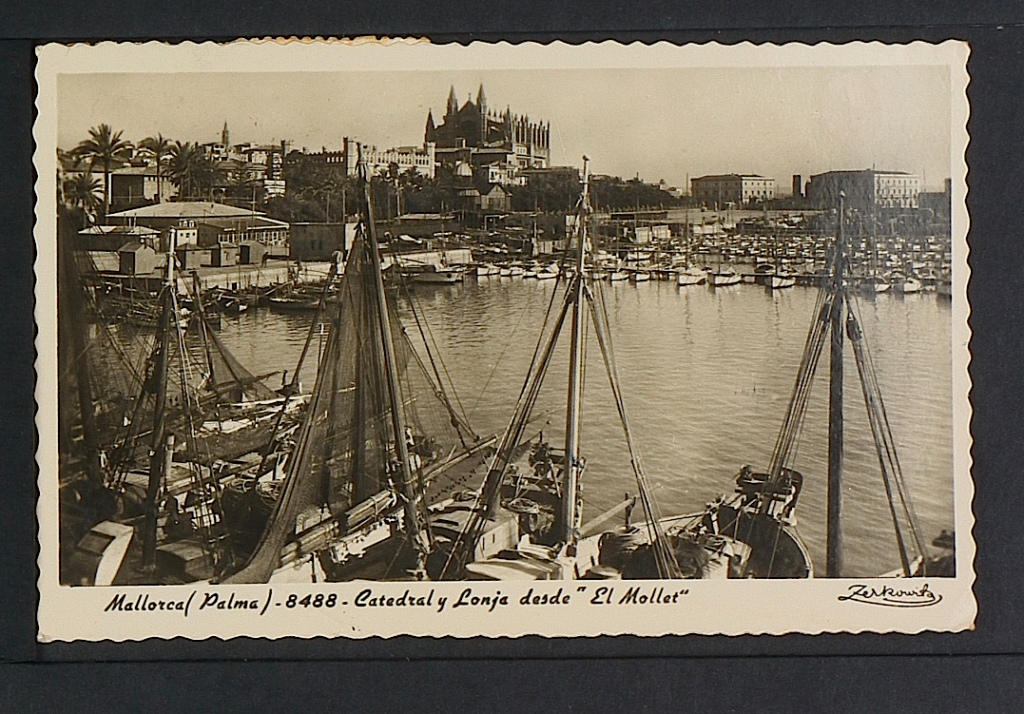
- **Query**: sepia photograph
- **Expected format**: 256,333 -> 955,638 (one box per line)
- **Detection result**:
34,39 -> 973,641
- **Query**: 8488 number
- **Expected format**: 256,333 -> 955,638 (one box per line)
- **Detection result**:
285,593 -> 337,608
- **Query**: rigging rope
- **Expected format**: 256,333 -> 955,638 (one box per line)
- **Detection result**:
589,277 -> 682,579
846,298 -> 926,572
397,276 -> 475,447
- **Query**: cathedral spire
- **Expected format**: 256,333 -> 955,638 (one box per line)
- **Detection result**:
446,85 -> 458,116
476,83 -> 487,110
425,110 -> 436,141
221,120 -> 230,147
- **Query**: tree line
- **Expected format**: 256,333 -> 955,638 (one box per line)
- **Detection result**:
60,124 -> 231,224
61,123 -> 684,227
273,156 -> 683,223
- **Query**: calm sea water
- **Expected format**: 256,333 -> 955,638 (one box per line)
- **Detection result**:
215,277 -> 955,578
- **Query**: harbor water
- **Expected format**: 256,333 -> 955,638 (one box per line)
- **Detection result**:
214,277 -> 955,578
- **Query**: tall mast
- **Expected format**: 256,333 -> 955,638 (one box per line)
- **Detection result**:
59,213 -> 102,484
562,157 -> 590,547
827,192 -> 845,577
142,231 -> 177,571
361,159 -> 431,562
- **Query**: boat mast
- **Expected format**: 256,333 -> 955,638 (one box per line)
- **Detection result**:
60,213 -> 102,483
361,160 -> 431,563
827,192 -> 845,577
562,157 -> 590,547
142,231 -> 177,572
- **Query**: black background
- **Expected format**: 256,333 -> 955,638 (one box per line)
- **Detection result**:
2,3 -> 1024,711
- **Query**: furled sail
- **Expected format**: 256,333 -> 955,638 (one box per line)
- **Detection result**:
226,191 -> 475,583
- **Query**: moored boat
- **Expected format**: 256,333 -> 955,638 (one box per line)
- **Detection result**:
770,272 -> 796,289
408,264 -> 465,284
614,194 -> 945,580
676,266 -> 707,286
59,215 -> 311,586
222,163 -> 493,584
268,295 -> 321,311
430,159 -> 690,582
709,269 -> 742,287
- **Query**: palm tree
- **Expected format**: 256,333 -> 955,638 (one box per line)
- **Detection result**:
169,141 -> 222,200
62,173 -> 103,224
139,134 -> 171,203
73,124 -> 133,220
168,141 -> 201,199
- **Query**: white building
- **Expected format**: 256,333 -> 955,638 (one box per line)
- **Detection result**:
691,174 -> 776,206
807,170 -> 920,210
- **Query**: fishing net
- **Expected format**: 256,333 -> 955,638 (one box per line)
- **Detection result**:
227,222 -> 473,583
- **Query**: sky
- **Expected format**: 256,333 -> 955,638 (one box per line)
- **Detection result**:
57,65 -> 954,192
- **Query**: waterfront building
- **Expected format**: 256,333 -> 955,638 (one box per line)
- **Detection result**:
107,201 -> 290,255
289,221 -> 357,262
691,174 -> 776,206
806,169 -> 921,210
425,84 -> 550,186
77,224 -> 161,252
238,240 -> 268,265
117,242 -> 157,275
210,243 -> 240,268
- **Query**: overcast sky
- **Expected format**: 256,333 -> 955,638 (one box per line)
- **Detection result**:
58,65 -> 953,191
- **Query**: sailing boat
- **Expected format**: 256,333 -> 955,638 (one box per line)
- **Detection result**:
611,193 -> 940,579
767,223 -> 796,289
429,158 -> 685,581
59,209 -> 305,586
675,213 -> 707,286
860,212 -> 890,294
224,159 -> 492,584
708,230 -> 742,287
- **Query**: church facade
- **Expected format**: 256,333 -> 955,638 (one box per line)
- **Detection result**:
426,84 -> 551,185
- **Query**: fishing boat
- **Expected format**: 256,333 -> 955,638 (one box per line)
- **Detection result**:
429,159 -> 687,582
674,227 -> 707,286
859,275 -> 891,294
888,271 -> 923,294
901,275 -> 924,294
535,264 -> 559,280
404,263 -> 465,284
770,270 -> 797,289
223,164 -> 494,584
860,215 -> 891,294
59,213 -> 306,586
268,296 -> 321,311
675,266 -> 706,286
709,269 -> 742,287
609,194 -> 945,580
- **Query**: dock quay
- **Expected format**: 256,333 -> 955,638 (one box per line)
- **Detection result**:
86,260 -> 335,296
86,248 -> 474,297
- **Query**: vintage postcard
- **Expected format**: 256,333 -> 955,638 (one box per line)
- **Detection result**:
35,39 -> 973,642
